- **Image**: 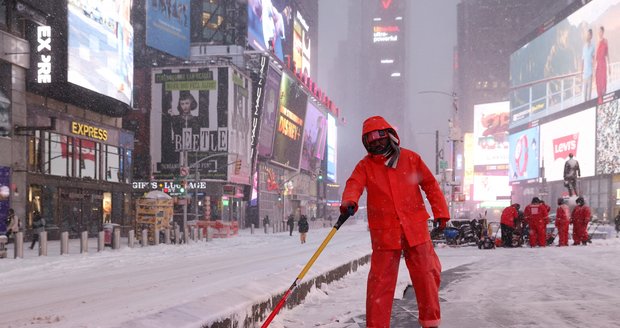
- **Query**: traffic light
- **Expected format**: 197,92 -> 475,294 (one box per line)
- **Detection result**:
234,159 -> 242,175
318,169 -> 323,180
277,193 -> 282,201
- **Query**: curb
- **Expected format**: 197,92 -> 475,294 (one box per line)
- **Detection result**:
202,254 -> 371,328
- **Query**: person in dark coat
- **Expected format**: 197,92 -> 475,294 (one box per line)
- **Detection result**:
298,215 -> 309,244
30,211 -> 45,250
287,214 -> 294,236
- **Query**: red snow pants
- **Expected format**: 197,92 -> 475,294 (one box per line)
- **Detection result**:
557,222 -> 569,246
366,240 -> 441,328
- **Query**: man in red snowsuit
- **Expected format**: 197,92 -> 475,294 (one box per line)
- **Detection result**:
341,116 -> 449,328
571,196 -> 591,245
500,203 -> 520,247
523,197 -> 548,247
555,198 -> 570,246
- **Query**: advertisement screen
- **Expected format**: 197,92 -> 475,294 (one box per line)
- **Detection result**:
597,98 -> 620,174
509,126 -> 540,182
228,70 -> 253,185
540,108 -> 595,182
258,65 -> 282,158
327,114 -> 337,182
150,67 -> 229,180
473,101 -> 509,166
293,10 -> 311,76
300,102 -> 326,171
0,88 -> 10,137
271,73 -> 307,170
509,0 -> 620,128
473,172 -> 511,202
247,0 -> 293,61
67,0 -> 134,105
146,0 -> 190,59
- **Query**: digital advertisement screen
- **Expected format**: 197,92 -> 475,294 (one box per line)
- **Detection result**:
228,69 -> 253,185
0,88 -> 10,137
326,114 -> 337,182
597,98 -> 620,174
509,126 -> 540,183
293,10 -> 311,76
271,73 -> 307,170
0,166 -> 10,234
150,67 -> 228,180
509,0 -> 620,128
247,0 -> 294,61
539,108 -> 595,182
473,173 -> 511,202
67,0 -> 134,105
300,101 -> 326,172
258,65 -> 282,158
146,0 -> 191,59
473,101 -> 509,166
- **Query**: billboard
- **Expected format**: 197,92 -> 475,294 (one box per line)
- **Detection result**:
509,0 -> 620,128
509,126 -> 540,182
300,101 -> 326,172
258,65 -> 282,158
540,108 -> 596,182
228,69 -> 253,185
293,10 -> 311,76
326,114 -> 337,182
150,67 -> 229,180
596,98 -> 620,174
0,166 -> 9,234
0,87 -> 10,138
271,73 -> 307,170
473,101 -> 509,166
67,0 -> 134,105
146,0 -> 191,59
247,0 -> 294,61
473,170 -> 511,202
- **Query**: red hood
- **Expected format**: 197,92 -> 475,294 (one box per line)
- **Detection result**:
362,116 -> 400,145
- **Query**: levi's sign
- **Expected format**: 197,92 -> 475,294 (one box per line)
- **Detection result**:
553,133 -> 578,160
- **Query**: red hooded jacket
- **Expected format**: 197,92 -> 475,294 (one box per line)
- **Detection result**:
342,116 -> 449,250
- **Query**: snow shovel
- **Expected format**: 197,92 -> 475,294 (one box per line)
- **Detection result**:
260,209 -> 354,328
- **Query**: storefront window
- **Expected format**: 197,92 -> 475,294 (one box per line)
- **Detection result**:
47,133 -> 70,176
78,138 -> 98,179
104,145 -> 121,182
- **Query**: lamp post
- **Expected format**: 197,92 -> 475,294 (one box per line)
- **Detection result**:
418,90 -> 461,219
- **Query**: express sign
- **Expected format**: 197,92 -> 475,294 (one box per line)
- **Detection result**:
36,25 -> 52,84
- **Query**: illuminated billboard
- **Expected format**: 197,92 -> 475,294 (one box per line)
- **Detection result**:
509,126 -> 540,182
596,98 -> 620,174
300,101 -> 327,172
67,0 -> 134,105
473,101 -> 509,166
539,107 -> 595,182
271,73 -> 307,170
146,0 -> 191,59
473,172 -> 511,202
247,0 -> 293,61
150,67 -> 228,180
293,10 -> 311,76
258,65 -> 282,158
509,0 -> 620,128
326,114 -> 337,182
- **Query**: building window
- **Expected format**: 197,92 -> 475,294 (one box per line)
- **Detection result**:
0,0 -> 7,30
104,145 -> 121,183
0,63 -> 10,137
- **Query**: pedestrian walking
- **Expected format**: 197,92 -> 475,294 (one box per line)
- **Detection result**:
30,211 -> 45,250
340,116 -> 449,328
298,215 -> 309,244
287,214 -> 294,236
614,210 -> 620,238
6,208 -> 19,243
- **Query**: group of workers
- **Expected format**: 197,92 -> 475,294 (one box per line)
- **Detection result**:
500,196 -> 592,247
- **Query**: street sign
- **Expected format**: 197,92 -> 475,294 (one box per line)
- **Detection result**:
180,166 -> 189,177
440,160 -> 448,170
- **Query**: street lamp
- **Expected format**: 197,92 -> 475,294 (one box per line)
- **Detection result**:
418,90 -> 461,219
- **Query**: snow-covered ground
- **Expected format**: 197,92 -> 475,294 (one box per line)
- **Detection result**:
2,221 -> 620,328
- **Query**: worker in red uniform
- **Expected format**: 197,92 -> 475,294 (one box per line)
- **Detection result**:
340,116 -> 449,328
500,203 -> 520,247
555,198 -> 570,246
571,196 -> 591,245
523,197 -> 548,247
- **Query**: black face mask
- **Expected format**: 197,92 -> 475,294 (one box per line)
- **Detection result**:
367,140 -> 389,155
